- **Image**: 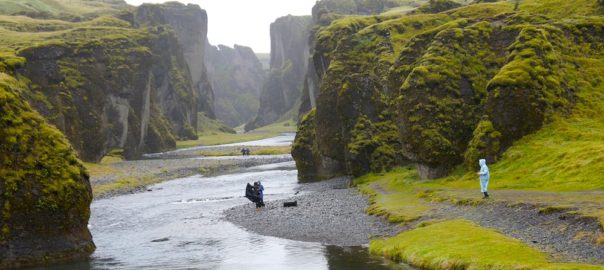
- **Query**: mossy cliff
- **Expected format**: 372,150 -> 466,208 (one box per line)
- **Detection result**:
16,30 -> 190,161
299,0 -> 429,115
0,71 -> 94,268
0,1 -> 219,162
205,44 -> 264,127
293,0 -> 604,180
245,15 -> 312,131
134,2 -> 216,119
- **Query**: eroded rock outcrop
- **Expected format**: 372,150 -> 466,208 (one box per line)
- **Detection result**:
293,1 -> 604,180
18,29 -> 191,161
0,70 -> 94,268
205,44 -> 264,127
135,2 -> 215,119
245,15 -> 311,130
4,2 -> 219,162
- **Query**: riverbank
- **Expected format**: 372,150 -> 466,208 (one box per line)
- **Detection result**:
87,134 -> 296,199
357,167 -> 604,269
88,155 -> 293,199
224,165 -> 603,269
224,177 -> 401,246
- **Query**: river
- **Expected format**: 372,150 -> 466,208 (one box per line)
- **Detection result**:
28,135 -> 413,270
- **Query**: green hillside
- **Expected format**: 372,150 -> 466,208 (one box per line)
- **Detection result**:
0,0 -> 129,20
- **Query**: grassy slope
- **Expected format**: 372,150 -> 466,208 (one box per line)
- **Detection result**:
0,0 -> 128,18
176,118 -> 296,149
339,0 -> 604,268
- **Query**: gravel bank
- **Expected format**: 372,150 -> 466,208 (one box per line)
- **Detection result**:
90,155 -> 293,199
224,177 -> 401,246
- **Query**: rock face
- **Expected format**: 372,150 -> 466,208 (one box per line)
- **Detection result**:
0,70 -> 94,268
205,44 -> 265,127
134,2 -> 215,119
17,28 -> 193,161
299,0 -> 416,115
2,2 -> 218,162
245,15 -> 311,130
292,1 -> 603,180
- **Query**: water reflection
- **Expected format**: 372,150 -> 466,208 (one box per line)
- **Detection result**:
325,246 -> 415,270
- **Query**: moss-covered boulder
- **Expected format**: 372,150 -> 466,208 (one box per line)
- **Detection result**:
292,109 -> 344,181
463,116 -> 502,170
0,72 -> 94,268
347,115 -> 404,176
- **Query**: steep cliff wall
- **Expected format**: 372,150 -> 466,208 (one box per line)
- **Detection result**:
298,0 -> 423,115
293,0 -> 604,180
245,15 -> 311,130
0,1 -> 217,162
205,44 -> 264,127
15,24 -> 195,161
0,69 -> 94,268
134,2 -> 215,119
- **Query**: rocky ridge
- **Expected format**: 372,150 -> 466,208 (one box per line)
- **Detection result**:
245,15 -> 312,130
205,44 -> 265,127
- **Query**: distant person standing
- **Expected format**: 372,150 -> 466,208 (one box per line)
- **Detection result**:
477,159 -> 490,198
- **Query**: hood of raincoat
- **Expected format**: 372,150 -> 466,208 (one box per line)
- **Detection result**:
479,159 -> 487,167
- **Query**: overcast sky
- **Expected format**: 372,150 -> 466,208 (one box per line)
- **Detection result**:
124,0 -> 316,53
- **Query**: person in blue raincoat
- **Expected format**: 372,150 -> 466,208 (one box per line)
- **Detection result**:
477,159 -> 490,198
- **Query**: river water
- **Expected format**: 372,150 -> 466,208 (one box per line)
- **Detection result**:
29,136 -> 413,270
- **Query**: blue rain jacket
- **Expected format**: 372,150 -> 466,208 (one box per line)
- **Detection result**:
479,159 -> 490,181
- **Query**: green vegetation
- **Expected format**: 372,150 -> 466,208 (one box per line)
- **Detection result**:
295,0 -> 604,268
0,0 -> 129,20
197,112 -> 236,135
354,167 -> 429,223
99,149 -> 125,164
295,0 -> 604,181
177,119 -> 296,149
0,4 -> 208,160
92,176 -> 156,198
370,219 -> 604,270
194,146 -> 292,157
347,115 -> 402,176
0,71 -> 93,258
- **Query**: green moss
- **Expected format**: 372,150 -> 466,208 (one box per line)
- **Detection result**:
0,72 -> 91,243
347,115 -> 402,176
464,116 -> 502,170
370,219 -> 604,269
0,49 -> 25,72
397,20 -> 501,173
292,109 -> 320,181
354,167 -> 432,223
